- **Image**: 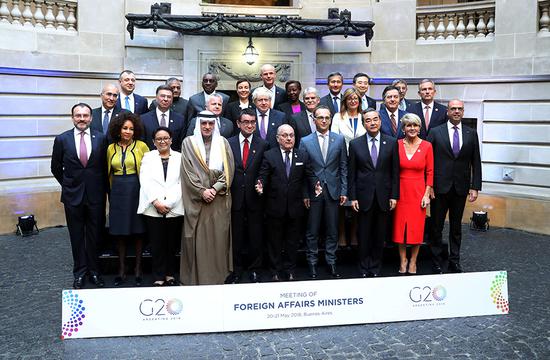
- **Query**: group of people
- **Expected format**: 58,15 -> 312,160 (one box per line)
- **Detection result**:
51,65 -> 481,289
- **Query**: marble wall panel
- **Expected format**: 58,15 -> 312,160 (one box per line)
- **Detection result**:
483,163 -> 550,187
483,124 -> 550,143
0,138 -> 54,160
482,144 -> 550,165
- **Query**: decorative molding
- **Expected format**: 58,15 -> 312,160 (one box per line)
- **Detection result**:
208,62 -> 291,82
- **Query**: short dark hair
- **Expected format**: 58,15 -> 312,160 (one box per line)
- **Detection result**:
119,69 -> 135,79
202,72 -> 218,81
313,105 -> 331,118
285,80 -> 302,91
235,78 -> 251,88
238,108 -> 256,121
327,72 -> 343,81
156,84 -> 173,95
152,126 -> 172,140
108,111 -> 144,141
382,85 -> 400,99
353,72 -> 370,84
71,103 -> 92,116
165,77 -> 180,85
362,107 -> 377,116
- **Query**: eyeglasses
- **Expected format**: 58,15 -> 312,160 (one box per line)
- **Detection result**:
315,116 -> 331,121
239,120 -> 256,125
154,137 -> 171,142
278,133 -> 295,138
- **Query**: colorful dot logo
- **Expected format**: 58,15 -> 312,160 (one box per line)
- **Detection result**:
432,285 -> 447,301
61,290 -> 86,339
490,271 -> 509,313
166,298 -> 183,315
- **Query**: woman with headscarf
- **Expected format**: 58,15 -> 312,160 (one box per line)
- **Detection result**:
179,110 -> 235,285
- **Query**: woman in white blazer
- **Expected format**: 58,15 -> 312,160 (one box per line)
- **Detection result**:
330,88 -> 367,152
138,127 -> 184,286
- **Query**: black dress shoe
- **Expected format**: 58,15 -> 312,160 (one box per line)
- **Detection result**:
308,264 -> 318,279
73,276 -> 85,289
432,264 -> 443,274
271,274 -> 280,282
135,276 -> 142,287
360,272 -> 368,278
114,276 -> 126,286
249,271 -> 260,283
328,265 -> 341,279
287,273 -> 296,281
225,272 -> 240,284
165,278 -> 178,286
449,263 -> 463,273
89,274 -> 105,288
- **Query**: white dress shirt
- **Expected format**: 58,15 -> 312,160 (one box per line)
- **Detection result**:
73,127 -> 92,159
239,133 -> 254,157
121,92 -> 135,113
156,108 -> 171,127
447,121 -> 463,149
256,109 -> 270,135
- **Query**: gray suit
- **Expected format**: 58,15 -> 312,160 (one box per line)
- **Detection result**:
186,116 -> 234,139
186,91 -> 230,122
299,131 -> 347,266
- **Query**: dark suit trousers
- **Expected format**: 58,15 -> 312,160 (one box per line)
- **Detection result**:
305,188 -> 339,266
64,200 -> 104,278
357,199 -> 389,275
267,213 -> 301,274
145,216 -> 182,281
430,185 -> 467,266
231,207 -> 264,273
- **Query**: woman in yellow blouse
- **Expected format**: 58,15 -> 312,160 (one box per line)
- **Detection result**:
107,112 -> 149,286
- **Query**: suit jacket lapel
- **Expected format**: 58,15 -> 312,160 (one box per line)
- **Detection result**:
441,125 -> 454,157
246,137 -> 260,169
230,138 -> 243,169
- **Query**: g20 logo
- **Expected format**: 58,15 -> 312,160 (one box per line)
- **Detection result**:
139,298 -> 183,316
409,285 -> 447,303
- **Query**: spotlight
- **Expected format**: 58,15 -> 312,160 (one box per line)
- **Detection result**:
16,215 -> 39,237
470,211 -> 489,231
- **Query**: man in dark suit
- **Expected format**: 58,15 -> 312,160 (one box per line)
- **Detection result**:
288,87 -> 321,147
348,108 -> 399,277
186,94 -> 234,138
256,124 -> 309,281
299,105 -> 347,279
380,79 -> 414,112
51,103 -> 108,289
319,72 -> 344,117
253,64 -> 287,109
114,70 -> 149,115
409,79 -> 448,139
353,72 -> 376,110
379,85 -> 407,139
427,99 -> 482,274
186,72 -> 230,121
252,87 -> 286,149
141,85 -> 186,152
149,78 -> 188,117
91,83 -> 123,142
228,108 -> 269,283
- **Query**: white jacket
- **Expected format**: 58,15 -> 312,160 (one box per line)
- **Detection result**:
137,150 -> 184,217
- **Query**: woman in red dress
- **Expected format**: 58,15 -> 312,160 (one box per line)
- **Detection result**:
393,113 -> 433,274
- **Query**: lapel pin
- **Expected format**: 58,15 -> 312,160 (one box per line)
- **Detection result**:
92,135 -> 96,138
170,119 -> 173,123
252,150 -> 256,153
271,123 -> 275,126
382,141 -> 386,144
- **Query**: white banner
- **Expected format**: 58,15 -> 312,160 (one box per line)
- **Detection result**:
61,271 -> 509,339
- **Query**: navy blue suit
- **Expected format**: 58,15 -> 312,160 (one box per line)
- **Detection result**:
409,101 -> 448,139
229,134 -> 269,275
91,107 -> 126,143
320,93 -> 342,117
253,85 -> 287,109
288,111 -> 314,148
140,110 -> 186,152
254,109 -> 286,149
348,133 -> 399,275
380,108 -> 408,139
299,131 -> 347,266
51,128 -> 108,279
114,93 -> 149,115
257,147 -> 309,276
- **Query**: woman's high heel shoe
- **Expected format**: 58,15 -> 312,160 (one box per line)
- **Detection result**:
399,260 -> 408,274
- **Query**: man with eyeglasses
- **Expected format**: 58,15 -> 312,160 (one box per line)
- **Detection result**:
299,105 -> 347,279
289,87 -> 321,147
227,108 -> 269,283
427,99 -> 481,274
91,83 -> 124,143
141,85 -> 186,152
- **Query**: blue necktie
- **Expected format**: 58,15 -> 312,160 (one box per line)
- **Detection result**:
125,96 -> 131,112
102,110 -> 110,134
332,96 -> 339,113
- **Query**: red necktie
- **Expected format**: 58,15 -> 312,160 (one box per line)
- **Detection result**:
424,105 -> 431,130
242,138 -> 249,167
79,131 -> 88,167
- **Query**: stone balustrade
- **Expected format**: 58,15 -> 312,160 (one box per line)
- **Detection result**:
416,0 -> 495,42
0,0 -> 77,31
540,0 -> 550,34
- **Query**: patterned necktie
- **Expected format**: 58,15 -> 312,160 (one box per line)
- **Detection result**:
370,137 -> 378,168
390,113 -> 397,134
242,138 -> 249,167
125,96 -> 131,112
321,134 -> 328,162
259,113 -> 266,139
333,96 -> 339,113
424,105 -> 431,130
452,126 -> 460,157
285,150 -> 291,177
79,131 -> 88,167
161,113 -> 166,127
102,110 -> 110,134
